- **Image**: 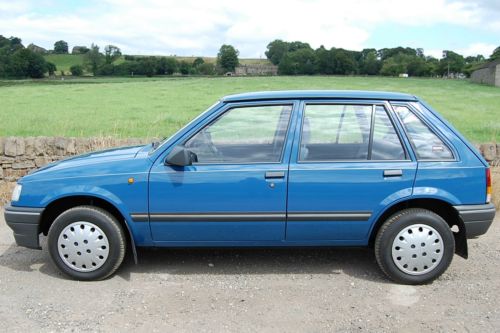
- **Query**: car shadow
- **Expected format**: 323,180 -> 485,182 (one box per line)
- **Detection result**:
116,246 -> 389,283
0,239 -> 389,283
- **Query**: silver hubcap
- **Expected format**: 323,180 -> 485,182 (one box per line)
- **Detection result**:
57,222 -> 110,272
392,224 -> 444,275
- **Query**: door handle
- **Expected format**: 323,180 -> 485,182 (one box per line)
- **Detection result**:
383,169 -> 403,177
265,171 -> 285,179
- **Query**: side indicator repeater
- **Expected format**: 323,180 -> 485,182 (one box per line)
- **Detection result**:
128,177 -> 135,185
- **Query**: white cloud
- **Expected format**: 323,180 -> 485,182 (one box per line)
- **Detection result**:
0,0 -> 497,57
458,43 -> 497,57
427,43 -> 497,59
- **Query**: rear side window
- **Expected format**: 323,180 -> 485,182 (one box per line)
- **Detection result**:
299,104 -> 405,161
300,104 -> 371,161
393,105 -> 453,160
371,106 -> 406,160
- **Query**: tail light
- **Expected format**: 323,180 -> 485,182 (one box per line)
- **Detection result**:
486,168 -> 492,204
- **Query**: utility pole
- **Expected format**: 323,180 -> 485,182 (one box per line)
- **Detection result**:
443,50 -> 450,78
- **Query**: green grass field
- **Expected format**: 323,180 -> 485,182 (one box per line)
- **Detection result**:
0,76 -> 499,142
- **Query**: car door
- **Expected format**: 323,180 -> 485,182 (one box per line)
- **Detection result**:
148,101 -> 298,243
286,100 -> 417,244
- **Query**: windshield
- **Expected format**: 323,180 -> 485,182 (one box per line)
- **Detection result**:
150,101 -> 222,154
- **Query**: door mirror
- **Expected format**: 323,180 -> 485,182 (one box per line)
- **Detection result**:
165,146 -> 198,166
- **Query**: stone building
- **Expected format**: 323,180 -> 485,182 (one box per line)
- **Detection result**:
27,44 -> 47,54
471,60 -> 500,87
235,64 -> 278,76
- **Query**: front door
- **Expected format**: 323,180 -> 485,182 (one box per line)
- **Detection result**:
287,101 -> 417,243
149,102 -> 297,243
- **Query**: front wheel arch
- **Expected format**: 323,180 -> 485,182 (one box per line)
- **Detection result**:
40,195 -> 138,263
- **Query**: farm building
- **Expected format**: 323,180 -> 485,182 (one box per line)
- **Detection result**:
235,64 -> 278,76
27,43 -> 47,54
471,60 -> 500,87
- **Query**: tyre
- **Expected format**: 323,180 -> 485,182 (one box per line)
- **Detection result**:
47,206 -> 126,281
374,208 -> 455,285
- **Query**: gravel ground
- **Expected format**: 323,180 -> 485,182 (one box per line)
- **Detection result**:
0,207 -> 499,332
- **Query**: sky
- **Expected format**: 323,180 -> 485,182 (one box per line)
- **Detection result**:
0,0 -> 498,59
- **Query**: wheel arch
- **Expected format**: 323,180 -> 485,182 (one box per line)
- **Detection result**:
40,195 -> 138,263
369,197 -> 467,258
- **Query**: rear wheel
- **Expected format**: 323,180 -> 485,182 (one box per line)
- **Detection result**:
375,208 -> 455,284
47,206 -> 126,280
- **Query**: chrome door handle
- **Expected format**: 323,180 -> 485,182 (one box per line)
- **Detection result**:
265,171 -> 285,179
383,169 -> 403,177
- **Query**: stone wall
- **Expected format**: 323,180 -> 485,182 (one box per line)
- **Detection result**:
0,137 -> 151,182
471,62 -> 500,87
0,137 -> 499,183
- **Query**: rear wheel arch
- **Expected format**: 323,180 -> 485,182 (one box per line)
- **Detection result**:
369,198 -> 467,258
40,195 -> 138,263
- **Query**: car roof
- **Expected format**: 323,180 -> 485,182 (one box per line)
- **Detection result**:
221,90 -> 418,103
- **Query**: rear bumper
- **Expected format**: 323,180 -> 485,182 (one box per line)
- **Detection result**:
454,203 -> 496,239
4,204 -> 44,249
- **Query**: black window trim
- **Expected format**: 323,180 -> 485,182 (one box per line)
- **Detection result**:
391,102 -> 457,162
178,102 -> 295,166
297,101 -> 411,164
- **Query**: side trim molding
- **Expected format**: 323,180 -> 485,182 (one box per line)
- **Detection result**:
130,211 -> 372,222
288,212 -> 372,221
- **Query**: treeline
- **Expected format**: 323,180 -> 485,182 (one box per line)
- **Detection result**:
2,33 -> 500,79
0,36 -> 56,78
75,49 -> 217,77
76,43 -> 238,77
266,40 -> 499,77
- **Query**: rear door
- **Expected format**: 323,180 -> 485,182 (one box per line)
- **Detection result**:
286,100 -> 417,243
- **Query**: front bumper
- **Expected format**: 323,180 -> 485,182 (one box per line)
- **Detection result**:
4,204 -> 44,249
454,203 -> 496,239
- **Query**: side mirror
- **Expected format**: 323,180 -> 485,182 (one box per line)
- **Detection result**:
165,146 -> 198,166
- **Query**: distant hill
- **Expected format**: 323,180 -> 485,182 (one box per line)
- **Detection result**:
44,54 -> 84,74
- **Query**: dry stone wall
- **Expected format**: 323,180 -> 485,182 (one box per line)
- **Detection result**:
0,137 -> 151,182
0,137 -> 499,182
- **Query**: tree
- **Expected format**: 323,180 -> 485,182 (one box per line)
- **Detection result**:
54,40 -> 68,54
198,63 -> 215,75
139,57 -> 157,77
331,48 -> 357,74
278,48 -> 317,75
163,57 -> 178,75
179,61 -> 192,75
104,45 -> 121,64
216,44 -> 239,72
490,46 -> 500,61
193,57 -> 205,68
439,50 -> 465,76
70,64 -> 83,76
84,44 -> 104,75
315,46 -> 335,74
265,40 -> 289,65
380,54 -> 409,76
360,49 -> 381,75
10,48 -> 47,78
46,62 -> 57,76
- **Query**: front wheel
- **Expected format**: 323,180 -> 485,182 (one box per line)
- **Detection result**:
47,206 -> 126,280
375,208 -> 455,285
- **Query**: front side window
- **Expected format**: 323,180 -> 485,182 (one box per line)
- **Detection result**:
300,104 -> 405,161
393,105 -> 453,160
185,104 -> 292,163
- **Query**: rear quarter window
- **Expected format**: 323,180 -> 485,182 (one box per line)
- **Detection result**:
393,105 -> 453,160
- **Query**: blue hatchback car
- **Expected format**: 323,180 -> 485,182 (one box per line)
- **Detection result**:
5,90 -> 495,284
